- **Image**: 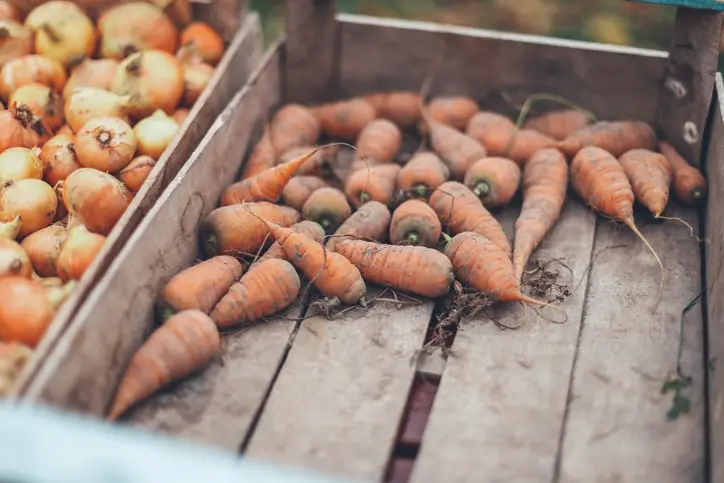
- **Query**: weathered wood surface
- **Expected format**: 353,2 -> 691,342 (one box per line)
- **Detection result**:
13,14 -> 264,398
559,207 -> 705,482
338,14 -> 669,121
21,44 -> 283,414
655,7 -> 722,167
411,200 -> 597,483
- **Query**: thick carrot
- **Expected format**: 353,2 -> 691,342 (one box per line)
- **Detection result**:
281,175 -> 328,211
512,148 -> 568,282
425,114 -> 486,180
336,240 -> 453,297
429,181 -> 511,257
558,120 -> 657,158
209,258 -> 300,329
302,187 -> 351,233
466,111 -> 555,165
463,157 -> 521,208
363,91 -> 422,129
507,129 -> 556,165
351,118 -> 402,168
255,220 -> 325,266
618,149 -> 672,217
312,98 -> 377,141
523,109 -> 592,141
199,202 -> 300,259
396,150 -> 450,198
269,104 -> 320,155
239,130 -> 276,180
278,145 -> 339,178
107,310 -> 220,421
389,199 -> 441,247
157,255 -> 243,320
327,200 -> 391,252
659,141 -> 707,206
345,163 -> 401,208
427,96 -> 479,131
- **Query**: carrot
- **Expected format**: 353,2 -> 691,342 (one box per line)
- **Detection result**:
199,202 -> 300,259
269,103 -> 321,155
20,223 -> 67,278
351,118 -> 401,168
424,112 -> 486,180
278,145 -> 339,178
618,149 -> 672,217
523,109 -> 592,141
389,199 -> 441,247
427,96 -> 479,131
658,141 -> 707,206
345,163 -> 401,208
312,98 -> 377,141
327,200 -> 391,252
254,220 -> 325,266
281,175 -> 328,211
429,181 -> 511,257
507,129 -> 556,165
107,309 -> 220,421
558,120 -> 657,158
396,150 -> 449,199
335,240 -> 453,297
157,255 -> 243,320
209,257 -> 300,329
463,157 -> 521,208
363,91 -> 422,129
466,111 -> 555,165
512,148 -> 568,282
302,187 -> 351,233
239,130 -> 276,180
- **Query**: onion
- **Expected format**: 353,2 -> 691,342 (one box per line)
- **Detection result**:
0,20 -> 32,69
40,133 -> 81,186
172,108 -> 189,125
63,57 -> 119,99
56,224 -> 105,281
52,180 -> 67,222
0,54 -> 67,103
111,49 -> 184,120
180,22 -> 225,66
25,1 -> 97,67
119,155 -> 155,192
21,223 -> 66,278
0,213 -> 20,239
0,146 -> 43,181
0,107 -> 44,151
0,237 -> 31,277
133,110 -> 178,160
63,168 -> 130,235
179,53 -> 214,107
0,276 -> 55,347
99,2 -> 178,60
75,116 -> 137,173
64,87 -> 130,133
0,2 -> 19,21
9,82 -> 64,131
0,179 -> 57,237
56,124 -> 72,136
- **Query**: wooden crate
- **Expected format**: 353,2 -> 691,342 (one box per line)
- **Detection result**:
18,1 -> 724,482
10,1 -> 264,396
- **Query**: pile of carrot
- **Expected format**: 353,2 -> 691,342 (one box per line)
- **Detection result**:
0,0 -> 228,396
106,87 -> 708,420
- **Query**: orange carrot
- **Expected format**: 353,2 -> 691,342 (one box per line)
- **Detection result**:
335,240 -> 453,297
269,103 -> 321,155
429,181 -> 511,257
255,220 -> 325,266
427,96 -> 479,131
312,98 -> 377,140
157,255 -> 243,320
389,199 -> 441,247
108,309 -> 220,421
352,118 -> 402,167
345,163 -> 401,208
396,150 -> 450,199
558,120 -> 657,158
278,144 -> 339,178
618,149 -> 672,217
363,91 -> 422,129
327,200 -> 391,252
507,129 -> 556,165
463,157 -> 521,208
466,111 -> 555,165
20,223 -> 67,278
281,175 -> 328,211
302,187 -> 351,233
512,148 -> 568,282
239,130 -> 275,180
424,112 -> 486,180
523,109 -> 592,140
200,202 -> 300,259
658,141 -> 707,206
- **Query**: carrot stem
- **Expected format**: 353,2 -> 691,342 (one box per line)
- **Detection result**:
515,93 -> 597,129
203,233 -> 218,257
518,294 -> 563,311
473,181 -> 490,198
406,232 -> 420,245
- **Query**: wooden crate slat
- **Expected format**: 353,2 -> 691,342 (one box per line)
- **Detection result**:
627,0 -> 724,11
410,199 -> 596,483
559,207 -> 705,482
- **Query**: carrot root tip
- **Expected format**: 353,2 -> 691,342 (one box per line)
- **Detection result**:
406,231 -> 421,245
691,189 -> 704,201
319,218 -> 331,230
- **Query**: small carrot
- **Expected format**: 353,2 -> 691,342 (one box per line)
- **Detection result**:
659,141 -> 707,206
199,202 -> 300,259
157,255 -> 243,320
351,118 -> 402,168
312,98 -> 377,141
345,163 -> 401,208
512,148 -> 568,282
107,310 -> 221,421
239,130 -> 276,180
396,150 -> 450,198
255,220 -> 325,266
429,181 -> 511,257
389,199 -> 441,247
427,96 -> 479,131
210,258 -> 300,329
302,187 -> 351,233
558,120 -> 657,158
327,200 -> 391,252
507,129 -> 556,165
278,145 -> 339,178
281,175 -> 328,211
269,103 -> 321,155
463,157 -> 521,208
363,91 -> 422,129
618,149 -> 672,217
335,240 -> 453,298
466,112 -> 555,165
423,110 -> 486,180
523,109 -> 592,141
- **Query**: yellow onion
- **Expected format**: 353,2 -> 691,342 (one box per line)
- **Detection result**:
0,20 -> 32,69
0,54 -> 67,103
9,82 -> 64,131
180,22 -> 225,66
119,155 -> 155,192
56,224 -> 105,281
64,87 -> 130,133
21,223 -> 66,278
0,236 -> 31,278
172,108 -> 189,125
75,116 -> 137,173
133,110 -> 178,160
179,53 -> 214,107
63,57 -> 119,99
0,146 -> 43,181
52,180 -> 66,222
24,1 -> 97,67
63,168 -> 130,235
40,133 -> 81,186
0,2 -> 19,21
0,179 -> 57,237
99,2 -> 178,59
0,213 -> 20,239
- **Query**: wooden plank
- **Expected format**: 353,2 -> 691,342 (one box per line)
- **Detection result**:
12,14 -> 264,398
559,207 -> 705,482
410,200 -> 597,483
20,43 -> 284,416
245,293 -> 433,481
655,7 -> 722,167
338,14 -> 669,122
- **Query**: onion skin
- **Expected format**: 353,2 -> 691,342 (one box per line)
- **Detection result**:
25,2 -> 97,67
0,107 -> 43,151
0,213 -> 20,239
20,223 -> 66,278
180,22 -> 225,66
99,2 -> 178,60
0,179 -> 57,237
0,146 -> 43,181
9,82 -> 64,131
119,155 -> 155,192
63,168 -> 130,236
172,108 -> 189,125
133,110 -> 178,160
0,276 -> 54,347
52,180 -> 66,222
56,124 -> 72,136
0,237 -> 31,278
181,56 -> 214,107
64,87 -> 130,133
75,116 -> 137,173
0,54 -> 67,103
41,133 -> 81,185
0,2 -> 19,21
56,224 -> 104,282
0,20 -> 33,69
63,57 -> 118,99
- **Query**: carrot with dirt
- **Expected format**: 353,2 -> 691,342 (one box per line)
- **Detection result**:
658,140 -> 707,206
302,187 -> 351,233
396,150 -> 449,198
427,96 -> 479,131
350,118 -> 402,169
335,240 -> 453,297
429,181 -> 511,257
523,109 -> 592,140
312,98 -> 377,141
618,149 -> 672,217
239,130 -> 276,180
268,104 -> 321,155
327,200 -> 391,252
107,309 -> 221,421
512,148 -> 568,282
463,157 -> 521,208
363,91 -> 422,129
389,199 -> 441,247
424,111 -> 487,180
278,145 -> 339,178
157,255 -> 243,320
345,163 -> 401,208
254,220 -> 325,266
466,111 -> 555,165
558,120 -> 657,158
281,175 -> 328,211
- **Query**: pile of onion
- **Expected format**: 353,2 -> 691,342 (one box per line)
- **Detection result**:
0,146 -> 43,181
177,48 -> 215,108
20,223 -> 66,278
0,106 -> 44,151
63,168 -> 130,236
133,110 -> 178,160
180,22 -> 225,66
0,54 -> 67,102
9,82 -> 64,131
75,116 -> 137,172
0,19 -> 33,69
24,1 -> 97,67
119,155 -> 156,192
40,133 -> 81,185
56,224 -> 105,282
99,2 -> 178,59
64,87 -> 130,133
63,57 -> 119,99
0,178 -> 57,237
